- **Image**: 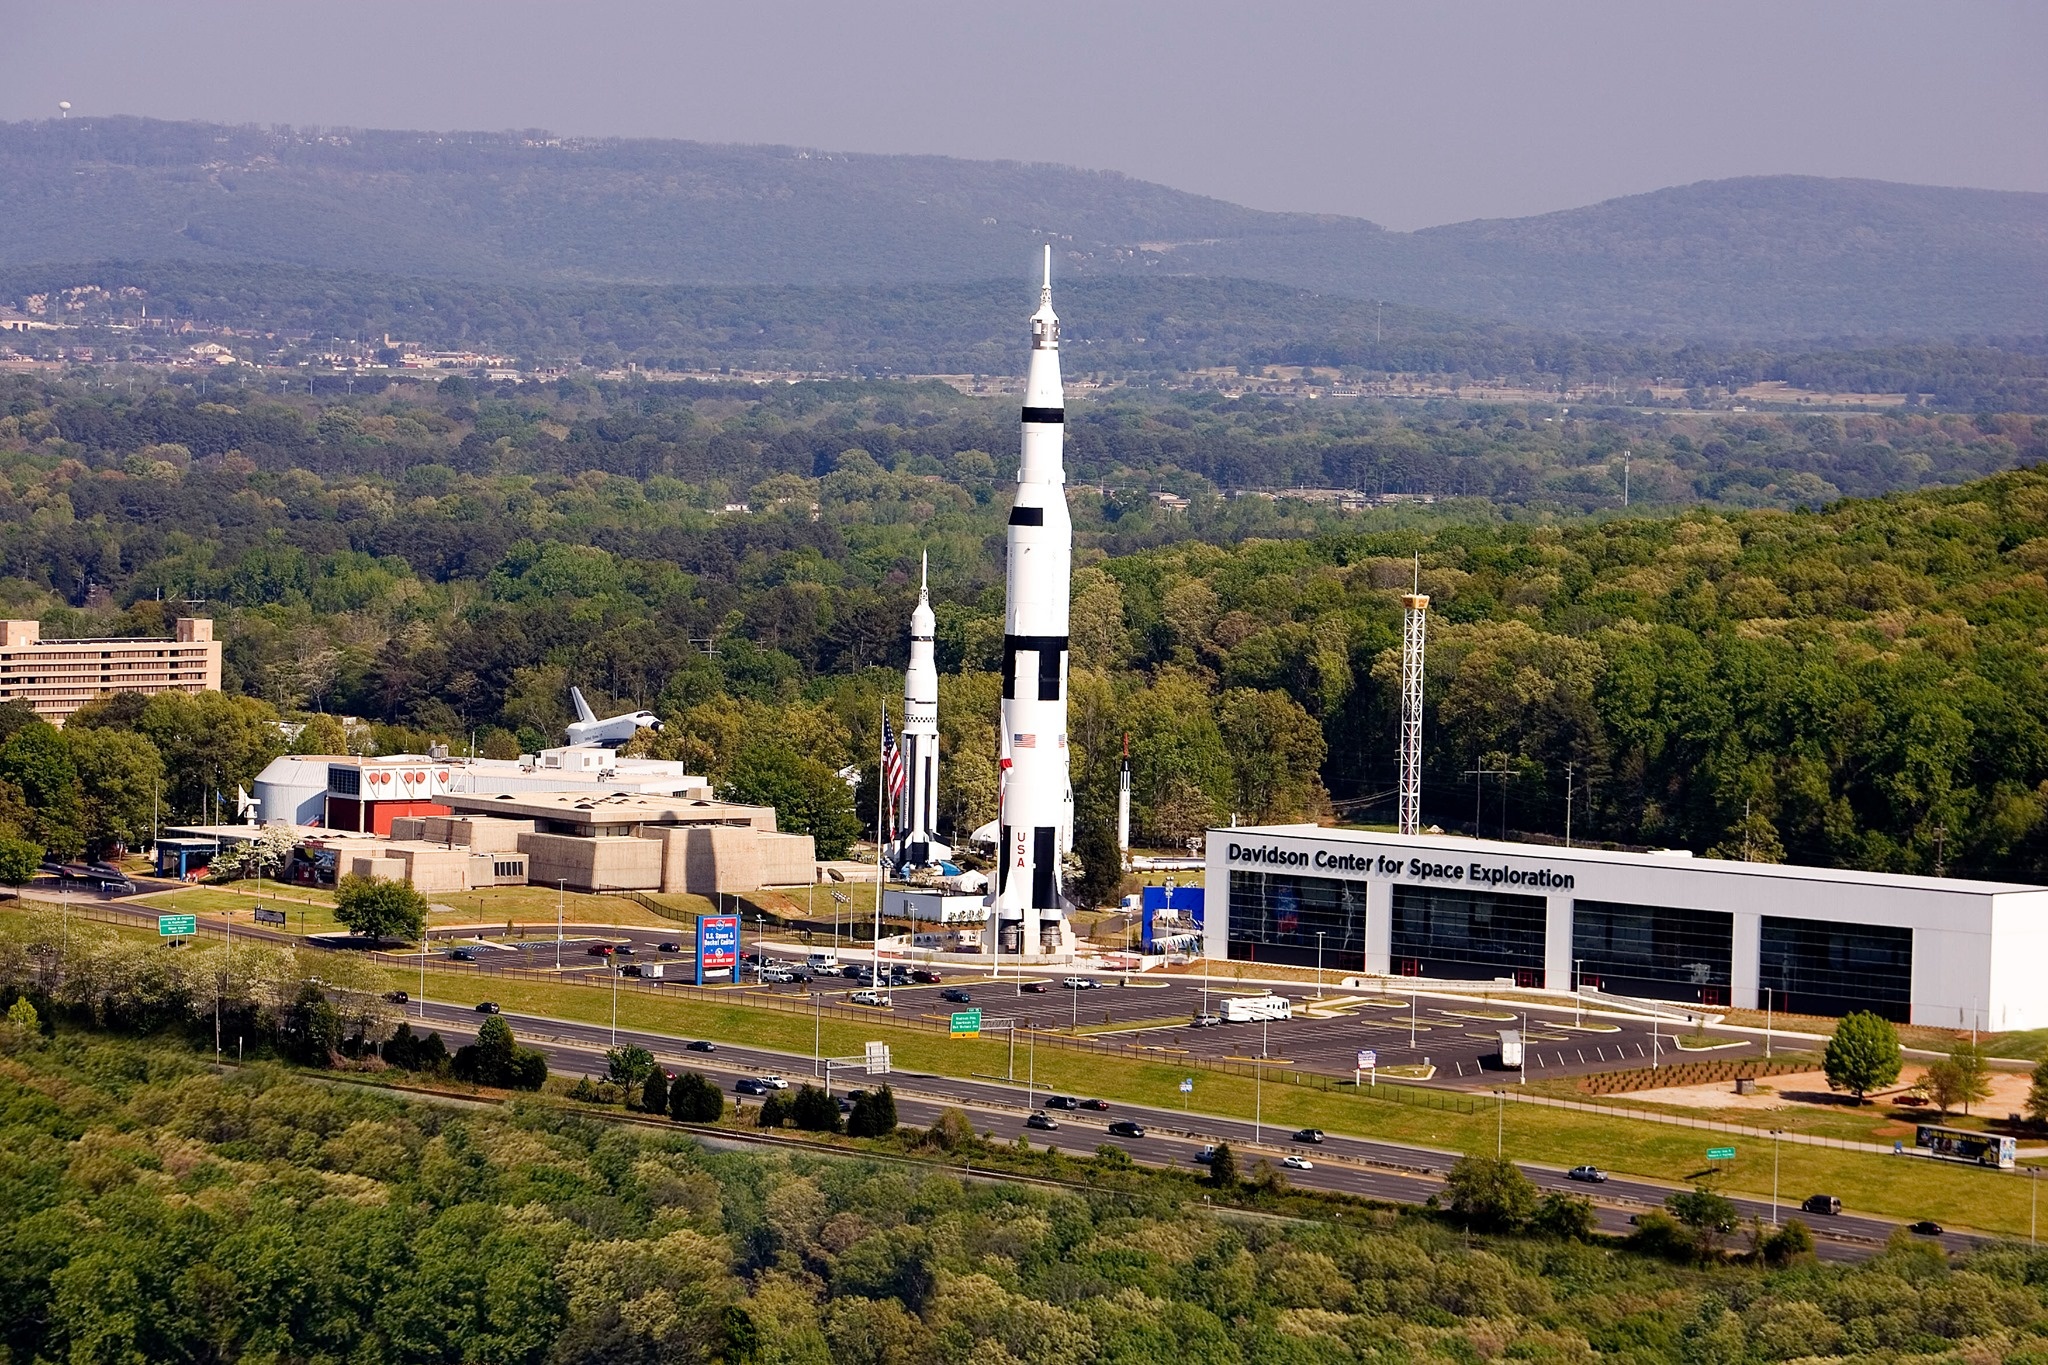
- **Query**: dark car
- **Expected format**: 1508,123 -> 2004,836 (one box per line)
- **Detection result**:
685,1040 -> 716,1053
1078,1098 -> 1110,1111
620,964 -> 644,977
384,990 -> 410,1003
1026,1111 -> 1059,1130
447,948 -> 476,962
1020,981 -> 1049,993
658,942 -> 682,953
1045,1096 -> 1079,1110
1801,1194 -> 1841,1215
734,1078 -> 771,1095
1292,1128 -> 1325,1144
742,952 -> 762,966
940,988 -> 972,1003
911,969 -> 943,984
1107,1120 -> 1146,1138
1568,1165 -> 1608,1183
474,1001 -> 501,1014
842,965 -> 866,979
1909,1220 -> 1944,1237
613,944 -> 635,956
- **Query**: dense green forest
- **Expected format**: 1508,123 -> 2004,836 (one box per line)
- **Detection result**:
1,372 -> 2047,884
5,1020 -> 2048,1364
8,260 -> 2048,410
4,117 -> 2047,337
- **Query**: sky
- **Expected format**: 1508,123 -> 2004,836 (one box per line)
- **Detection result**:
3,0 -> 2042,230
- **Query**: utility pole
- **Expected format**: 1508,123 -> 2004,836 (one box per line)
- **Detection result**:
1564,764 -> 1575,848
1933,824 -> 1947,877
1465,759 -> 1508,837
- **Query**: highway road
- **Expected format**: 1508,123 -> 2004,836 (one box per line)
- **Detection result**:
408,998 -> 1984,1263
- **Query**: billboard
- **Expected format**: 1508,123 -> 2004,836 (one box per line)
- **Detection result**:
1141,884 -> 1206,952
696,914 -> 740,985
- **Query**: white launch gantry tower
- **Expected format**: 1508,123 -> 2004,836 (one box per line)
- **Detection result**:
1398,572 -> 1429,837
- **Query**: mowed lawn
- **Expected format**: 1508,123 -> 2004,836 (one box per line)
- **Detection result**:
397,962 -> 2043,1240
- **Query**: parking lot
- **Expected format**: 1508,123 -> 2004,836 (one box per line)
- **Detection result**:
428,923 -> 1763,1088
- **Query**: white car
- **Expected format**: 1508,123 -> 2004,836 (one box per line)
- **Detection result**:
850,991 -> 892,1007
756,1074 -> 789,1090
1061,976 -> 1097,990
1281,1154 -> 1314,1171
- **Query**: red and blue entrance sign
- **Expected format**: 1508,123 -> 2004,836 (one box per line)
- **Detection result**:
696,914 -> 740,985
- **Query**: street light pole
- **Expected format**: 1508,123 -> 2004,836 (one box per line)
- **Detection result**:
1497,1091 -> 1505,1157
1771,1128 -> 1781,1225
1315,931 -> 1325,999
1764,987 -> 1772,1059
1255,1055 -> 1262,1145
556,880 -> 565,972
611,964 -> 619,1046
1574,959 -> 1583,1026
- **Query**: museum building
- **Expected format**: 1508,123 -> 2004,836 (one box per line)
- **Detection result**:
1203,826 -> 2048,1030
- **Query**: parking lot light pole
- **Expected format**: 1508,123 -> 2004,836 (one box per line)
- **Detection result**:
1315,932 -> 1325,999
1574,959 -> 1582,1025
1496,1091 -> 1504,1157
1255,1055 -> 1262,1145
556,880 -> 565,972
611,964 -> 619,1045
1764,987 -> 1773,1059
1771,1128 -> 1781,1225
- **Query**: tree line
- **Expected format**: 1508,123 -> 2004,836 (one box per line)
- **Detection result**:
6,1008 -> 2048,1363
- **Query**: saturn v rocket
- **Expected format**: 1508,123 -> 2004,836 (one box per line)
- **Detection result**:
993,247 -> 1073,955
892,553 -> 949,871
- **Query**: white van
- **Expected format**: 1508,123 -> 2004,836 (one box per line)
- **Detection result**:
806,950 -> 839,971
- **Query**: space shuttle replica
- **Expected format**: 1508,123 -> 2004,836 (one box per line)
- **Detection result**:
566,687 -> 662,749
992,247 -> 1076,957
890,554 -> 950,871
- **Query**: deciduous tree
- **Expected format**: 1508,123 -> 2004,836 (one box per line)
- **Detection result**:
1823,1011 -> 1903,1104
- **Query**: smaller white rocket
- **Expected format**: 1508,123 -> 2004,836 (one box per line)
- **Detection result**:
893,553 -> 949,869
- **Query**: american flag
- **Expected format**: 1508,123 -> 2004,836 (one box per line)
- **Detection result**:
881,714 -> 907,837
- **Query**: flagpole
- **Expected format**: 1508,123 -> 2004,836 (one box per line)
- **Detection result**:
873,708 -> 886,991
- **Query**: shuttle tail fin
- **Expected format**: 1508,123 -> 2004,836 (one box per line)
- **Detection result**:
570,687 -> 597,724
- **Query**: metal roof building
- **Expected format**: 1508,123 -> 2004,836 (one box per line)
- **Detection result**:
1205,825 -> 2048,1030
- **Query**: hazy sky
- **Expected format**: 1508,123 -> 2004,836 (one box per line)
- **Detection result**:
4,1 -> 2042,229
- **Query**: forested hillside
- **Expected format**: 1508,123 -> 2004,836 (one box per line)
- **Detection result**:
3,117 -> 2045,337
1,372 -> 2046,888
10,261 -> 2048,409
4,1026 -> 2047,1365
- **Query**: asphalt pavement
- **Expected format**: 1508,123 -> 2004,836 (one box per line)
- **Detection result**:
407,997 -> 1984,1263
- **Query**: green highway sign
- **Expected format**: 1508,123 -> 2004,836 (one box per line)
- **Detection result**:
157,914 -> 197,937
949,1009 -> 982,1037
1706,1146 -> 1736,1161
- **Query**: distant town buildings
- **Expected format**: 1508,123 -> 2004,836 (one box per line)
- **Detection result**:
0,617 -> 221,724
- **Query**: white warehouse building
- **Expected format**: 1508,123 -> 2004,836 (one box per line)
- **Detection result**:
1204,826 -> 2048,1031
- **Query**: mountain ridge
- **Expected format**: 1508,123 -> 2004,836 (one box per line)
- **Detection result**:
2,116 -> 2044,339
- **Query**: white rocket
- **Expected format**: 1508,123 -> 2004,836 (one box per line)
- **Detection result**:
893,552 -> 949,870
994,247 -> 1073,954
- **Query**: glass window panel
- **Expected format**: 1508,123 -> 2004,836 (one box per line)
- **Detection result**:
1226,870 -> 1368,970
1571,900 -> 1733,1004
1760,917 -> 1912,1022
1389,884 -> 1547,982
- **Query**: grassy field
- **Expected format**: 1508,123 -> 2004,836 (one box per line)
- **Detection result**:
135,886 -> 349,935
393,961 -> 2044,1239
